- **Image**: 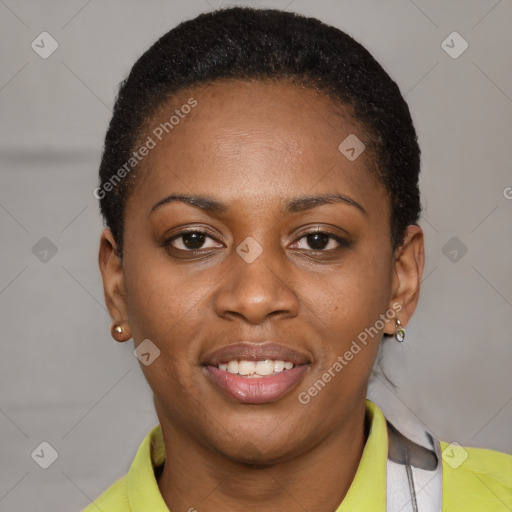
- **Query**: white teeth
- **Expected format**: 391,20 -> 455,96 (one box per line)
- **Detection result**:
255,360 -> 274,376
227,360 -> 239,374
273,360 -> 285,372
217,359 -> 296,376
238,360 -> 256,375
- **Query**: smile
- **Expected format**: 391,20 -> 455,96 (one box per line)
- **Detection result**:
218,359 -> 295,376
205,360 -> 309,404
202,342 -> 311,404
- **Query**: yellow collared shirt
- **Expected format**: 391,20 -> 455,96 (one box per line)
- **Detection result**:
82,400 -> 512,511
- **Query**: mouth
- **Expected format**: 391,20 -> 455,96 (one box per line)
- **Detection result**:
202,342 -> 311,404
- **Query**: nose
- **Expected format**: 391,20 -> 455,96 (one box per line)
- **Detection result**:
213,242 -> 300,325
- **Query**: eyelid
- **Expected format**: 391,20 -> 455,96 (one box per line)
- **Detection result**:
293,223 -> 351,239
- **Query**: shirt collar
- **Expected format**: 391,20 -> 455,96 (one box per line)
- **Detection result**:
127,421 -> 169,511
335,399 -> 387,510
127,399 -> 387,511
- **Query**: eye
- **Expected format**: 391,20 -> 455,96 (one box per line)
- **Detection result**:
164,227 -> 350,256
290,230 -> 349,252
165,230 -> 223,252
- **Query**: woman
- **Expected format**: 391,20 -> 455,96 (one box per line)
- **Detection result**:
87,7 -> 511,511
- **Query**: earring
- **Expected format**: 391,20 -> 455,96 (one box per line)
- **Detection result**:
111,323 -> 126,341
394,320 -> 405,342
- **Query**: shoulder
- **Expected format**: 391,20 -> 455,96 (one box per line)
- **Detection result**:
81,473 -> 130,511
441,441 -> 512,511
80,424 -> 165,511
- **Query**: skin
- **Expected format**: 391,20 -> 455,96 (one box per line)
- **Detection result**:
99,79 -> 424,512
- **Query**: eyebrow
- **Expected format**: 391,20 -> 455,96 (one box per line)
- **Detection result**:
150,192 -> 366,216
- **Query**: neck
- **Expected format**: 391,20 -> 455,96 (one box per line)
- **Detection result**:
157,400 -> 369,512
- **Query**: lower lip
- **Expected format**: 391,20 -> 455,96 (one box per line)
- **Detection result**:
205,365 -> 309,404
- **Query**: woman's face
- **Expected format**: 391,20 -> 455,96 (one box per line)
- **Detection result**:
100,79 -> 423,463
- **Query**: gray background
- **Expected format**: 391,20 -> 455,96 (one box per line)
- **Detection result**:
0,0 -> 511,510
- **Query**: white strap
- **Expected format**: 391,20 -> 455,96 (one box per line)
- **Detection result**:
386,419 -> 443,512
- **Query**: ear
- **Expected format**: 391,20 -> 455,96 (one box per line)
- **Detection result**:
383,225 -> 425,335
98,228 -> 132,342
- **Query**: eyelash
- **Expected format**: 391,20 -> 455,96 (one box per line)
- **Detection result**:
164,228 -> 350,254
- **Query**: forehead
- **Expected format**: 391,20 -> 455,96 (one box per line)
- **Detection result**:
128,79 -> 384,215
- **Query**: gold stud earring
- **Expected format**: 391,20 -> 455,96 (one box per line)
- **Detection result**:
111,323 -> 131,342
395,320 -> 405,342
111,324 -> 125,341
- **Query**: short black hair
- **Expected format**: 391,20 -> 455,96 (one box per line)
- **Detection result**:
97,6 -> 421,258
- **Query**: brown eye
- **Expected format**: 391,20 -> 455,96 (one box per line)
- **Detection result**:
165,230 -> 222,251
291,230 -> 349,252
180,232 -> 207,250
304,232 -> 331,250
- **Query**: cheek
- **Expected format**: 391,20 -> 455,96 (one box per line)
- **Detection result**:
122,243 -> 208,341
298,265 -> 390,409
299,253 -> 393,390
120,251 -> 206,398
123,232 -> 392,349
122,254 -> 207,411
308,254 -> 391,328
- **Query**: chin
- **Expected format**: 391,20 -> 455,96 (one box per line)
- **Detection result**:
204,424 -> 313,467
223,441 -> 299,467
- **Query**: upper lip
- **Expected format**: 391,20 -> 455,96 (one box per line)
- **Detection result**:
201,342 -> 311,367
